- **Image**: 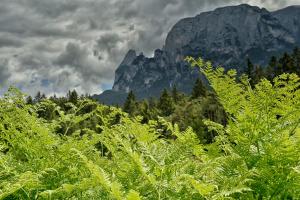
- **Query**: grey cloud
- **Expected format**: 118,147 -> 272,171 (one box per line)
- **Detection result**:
129,24 -> 135,31
55,42 -> 114,87
18,53 -> 50,70
0,36 -> 24,48
0,59 -> 11,85
33,27 -> 72,38
17,0 -> 80,18
33,41 -> 62,53
96,33 -> 123,54
55,43 -> 87,68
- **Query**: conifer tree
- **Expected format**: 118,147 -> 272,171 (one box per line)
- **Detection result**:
49,94 -> 57,102
252,65 -> 264,85
171,85 -> 180,103
138,100 -> 151,123
34,91 -> 42,103
266,56 -> 277,79
26,95 -> 34,105
191,78 -> 206,99
123,90 -> 136,115
148,97 -> 156,109
158,89 -> 174,116
246,58 -> 254,85
68,90 -> 78,104
279,52 -> 294,73
41,93 -> 46,100
292,47 -> 300,75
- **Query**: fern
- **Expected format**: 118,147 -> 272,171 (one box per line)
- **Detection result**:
186,56 -> 300,199
1,58 -> 300,199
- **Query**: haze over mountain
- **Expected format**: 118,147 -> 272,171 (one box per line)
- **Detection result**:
95,4 -> 300,105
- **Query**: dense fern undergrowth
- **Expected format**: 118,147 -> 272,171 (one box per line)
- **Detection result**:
1,58 -> 300,199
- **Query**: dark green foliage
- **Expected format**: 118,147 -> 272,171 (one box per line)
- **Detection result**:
158,89 -> 175,116
169,92 -> 226,143
26,95 -> 33,105
68,89 -> 78,105
191,78 -> 206,99
121,83 -> 225,143
252,65 -> 264,85
266,56 -> 277,79
292,47 -> 300,74
148,97 -> 157,109
171,85 -> 182,103
123,90 -> 137,115
34,91 -> 45,103
245,48 -> 300,85
246,58 -> 265,86
246,58 -> 255,85
279,52 -> 294,73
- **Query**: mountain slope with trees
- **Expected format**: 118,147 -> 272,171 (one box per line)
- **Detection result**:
119,49 -> 300,143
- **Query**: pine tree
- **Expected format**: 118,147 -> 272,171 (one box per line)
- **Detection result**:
41,93 -> 46,100
279,52 -> 294,73
158,89 -> 174,116
246,58 -> 254,85
123,91 -> 136,115
252,65 -> 264,85
266,56 -> 277,79
34,91 -> 42,103
138,100 -> 151,123
26,95 -> 34,105
148,97 -> 156,109
171,85 -> 180,103
49,94 -> 57,102
191,78 -> 206,99
292,47 -> 300,75
68,90 -> 78,104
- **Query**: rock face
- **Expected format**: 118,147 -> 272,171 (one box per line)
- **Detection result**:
95,4 -> 300,105
272,6 -> 300,44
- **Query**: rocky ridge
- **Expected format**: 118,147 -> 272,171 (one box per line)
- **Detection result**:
95,4 -> 300,105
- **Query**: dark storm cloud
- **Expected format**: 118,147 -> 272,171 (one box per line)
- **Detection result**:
0,0 -> 298,96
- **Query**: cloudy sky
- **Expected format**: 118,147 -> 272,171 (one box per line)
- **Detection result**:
0,0 -> 299,96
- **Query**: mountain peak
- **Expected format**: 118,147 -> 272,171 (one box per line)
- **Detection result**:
213,4 -> 267,13
273,5 -> 300,43
95,4 -> 300,105
120,49 -> 136,66
277,5 -> 300,10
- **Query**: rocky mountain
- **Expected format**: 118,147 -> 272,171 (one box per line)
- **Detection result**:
273,6 -> 300,44
94,4 -> 300,105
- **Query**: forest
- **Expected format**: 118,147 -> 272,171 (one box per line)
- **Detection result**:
0,50 -> 300,199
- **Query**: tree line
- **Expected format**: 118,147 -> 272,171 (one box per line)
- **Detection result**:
246,47 -> 300,86
122,48 -> 300,142
27,48 -> 300,144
